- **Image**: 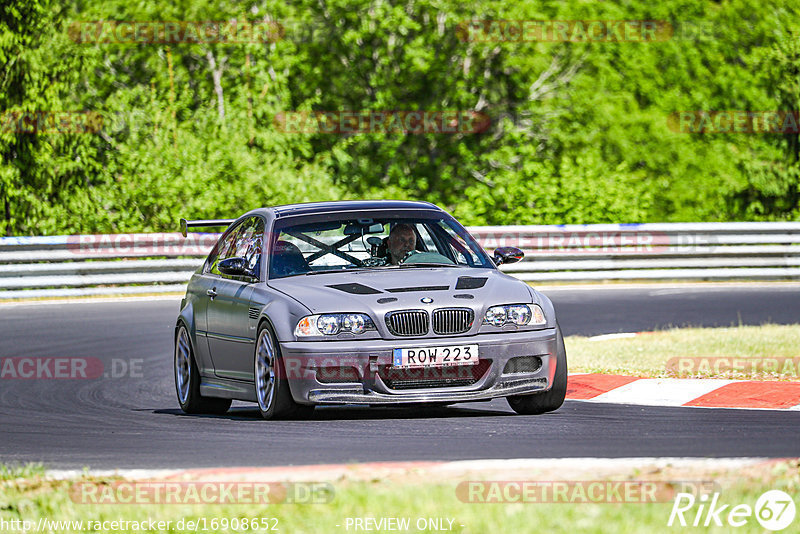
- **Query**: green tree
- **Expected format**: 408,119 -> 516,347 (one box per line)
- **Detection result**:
3,0 -> 800,234
0,0 -> 100,235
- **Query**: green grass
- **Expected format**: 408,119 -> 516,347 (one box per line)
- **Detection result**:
0,463 -> 45,481
2,462 -> 800,533
566,324 -> 800,379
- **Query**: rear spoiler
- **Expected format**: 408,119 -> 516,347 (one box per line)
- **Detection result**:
179,218 -> 236,237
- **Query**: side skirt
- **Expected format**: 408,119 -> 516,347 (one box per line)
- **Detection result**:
200,376 -> 257,402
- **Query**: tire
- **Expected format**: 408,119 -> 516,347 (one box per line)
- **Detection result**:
174,324 -> 232,415
254,322 -> 314,420
507,325 -> 568,415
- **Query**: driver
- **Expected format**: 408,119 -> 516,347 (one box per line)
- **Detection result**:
386,223 -> 416,265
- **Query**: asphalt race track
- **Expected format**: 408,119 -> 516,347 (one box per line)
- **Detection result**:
547,283 -> 800,337
1,284 -> 799,469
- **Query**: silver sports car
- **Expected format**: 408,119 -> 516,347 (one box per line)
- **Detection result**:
174,200 -> 567,419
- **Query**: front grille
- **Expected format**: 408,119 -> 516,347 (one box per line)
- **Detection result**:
379,360 -> 491,390
432,308 -> 474,335
503,356 -> 543,374
385,310 -> 429,336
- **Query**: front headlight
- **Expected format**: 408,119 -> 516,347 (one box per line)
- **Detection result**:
484,306 -> 508,327
295,313 -> 376,337
483,304 -> 545,327
341,313 -> 368,334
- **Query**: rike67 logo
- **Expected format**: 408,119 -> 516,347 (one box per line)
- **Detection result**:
668,490 -> 796,531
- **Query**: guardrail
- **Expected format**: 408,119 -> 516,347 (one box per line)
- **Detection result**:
469,222 -> 800,282
1,222 -> 799,298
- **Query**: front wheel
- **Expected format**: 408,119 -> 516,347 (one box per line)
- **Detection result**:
254,323 -> 314,420
507,326 -> 567,415
174,324 -> 231,415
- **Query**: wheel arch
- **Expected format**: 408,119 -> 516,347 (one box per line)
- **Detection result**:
175,301 -> 209,375
254,313 -> 308,404
176,298 -> 196,338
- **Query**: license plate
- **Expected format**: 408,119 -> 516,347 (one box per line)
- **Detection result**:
392,345 -> 479,368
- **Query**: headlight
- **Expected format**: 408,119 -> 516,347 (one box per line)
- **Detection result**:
342,313 -> 368,334
483,304 -> 545,327
295,313 -> 376,337
484,306 -> 508,327
317,315 -> 341,335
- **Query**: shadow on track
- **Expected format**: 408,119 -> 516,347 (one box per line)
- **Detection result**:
152,403 -> 513,421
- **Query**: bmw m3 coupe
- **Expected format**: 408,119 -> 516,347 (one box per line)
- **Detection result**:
174,200 -> 567,419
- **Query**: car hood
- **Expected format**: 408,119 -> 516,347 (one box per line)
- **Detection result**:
267,267 -> 543,315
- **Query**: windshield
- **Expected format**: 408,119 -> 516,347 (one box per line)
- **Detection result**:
269,213 -> 494,278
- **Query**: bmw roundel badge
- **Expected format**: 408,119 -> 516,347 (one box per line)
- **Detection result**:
420,297 -> 433,303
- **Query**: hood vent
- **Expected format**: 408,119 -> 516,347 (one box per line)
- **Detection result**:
327,283 -> 382,295
385,285 -> 449,293
455,276 -> 487,290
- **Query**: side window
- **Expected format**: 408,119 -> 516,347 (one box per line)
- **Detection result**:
206,224 -> 242,275
239,218 -> 264,277
206,217 -> 265,277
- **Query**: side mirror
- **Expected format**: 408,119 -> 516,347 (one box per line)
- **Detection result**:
218,257 -> 255,277
493,246 -> 524,266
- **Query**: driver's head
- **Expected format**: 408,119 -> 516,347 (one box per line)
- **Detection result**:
387,223 -> 416,265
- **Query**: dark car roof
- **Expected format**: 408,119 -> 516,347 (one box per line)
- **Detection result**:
268,200 -> 441,218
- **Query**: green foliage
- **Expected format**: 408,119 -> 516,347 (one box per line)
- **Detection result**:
0,0 -> 101,235
0,462 -> 44,480
1,0 -> 798,234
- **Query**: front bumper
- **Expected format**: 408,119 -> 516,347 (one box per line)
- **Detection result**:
280,328 -> 557,405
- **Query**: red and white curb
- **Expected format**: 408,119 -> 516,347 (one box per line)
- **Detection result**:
567,374 -> 800,410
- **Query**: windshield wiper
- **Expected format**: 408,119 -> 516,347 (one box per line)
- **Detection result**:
398,263 -> 462,268
305,268 -> 367,275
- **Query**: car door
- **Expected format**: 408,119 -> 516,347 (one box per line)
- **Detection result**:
190,225 -> 239,375
205,216 -> 265,381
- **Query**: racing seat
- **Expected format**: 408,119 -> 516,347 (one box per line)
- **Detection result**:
270,240 -> 309,277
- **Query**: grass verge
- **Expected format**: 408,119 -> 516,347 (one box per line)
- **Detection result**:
1,461 -> 799,533
566,324 -> 800,379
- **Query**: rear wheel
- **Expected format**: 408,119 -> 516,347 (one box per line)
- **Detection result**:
174,325 -> 231,415
507,326 -> 567,415
254,323 -> 314,420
